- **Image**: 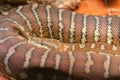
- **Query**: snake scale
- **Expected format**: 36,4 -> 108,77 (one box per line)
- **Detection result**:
0,2 -> 120,80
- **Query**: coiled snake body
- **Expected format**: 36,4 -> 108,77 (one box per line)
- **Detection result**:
0,3 -> 120,80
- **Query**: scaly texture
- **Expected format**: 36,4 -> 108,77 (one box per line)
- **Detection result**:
0,3 -> 120,80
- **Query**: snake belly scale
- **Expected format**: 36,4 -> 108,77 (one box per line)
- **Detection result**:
0,3 -> 120,80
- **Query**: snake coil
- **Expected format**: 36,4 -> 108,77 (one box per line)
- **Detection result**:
0,3 -> 120,80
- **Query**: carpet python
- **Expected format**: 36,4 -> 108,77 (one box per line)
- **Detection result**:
0,3 -> 120,80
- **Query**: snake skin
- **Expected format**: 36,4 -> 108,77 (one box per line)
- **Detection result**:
0,3 -> 120,80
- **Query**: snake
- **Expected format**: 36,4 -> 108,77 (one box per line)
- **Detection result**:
0,3 -> 120,80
